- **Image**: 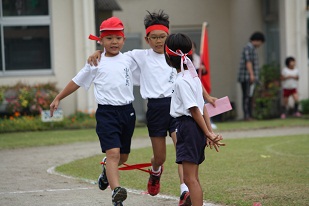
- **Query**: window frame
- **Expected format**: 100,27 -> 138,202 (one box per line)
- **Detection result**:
0,0 -> 52,77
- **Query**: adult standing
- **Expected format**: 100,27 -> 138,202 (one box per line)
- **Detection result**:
237,32 -> 265,121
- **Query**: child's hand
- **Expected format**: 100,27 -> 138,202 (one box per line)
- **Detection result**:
87,50 -> 102,66
206,132 -> 225,152
50,98 -> 60,117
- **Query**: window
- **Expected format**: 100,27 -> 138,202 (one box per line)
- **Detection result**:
0,0 -> 51,76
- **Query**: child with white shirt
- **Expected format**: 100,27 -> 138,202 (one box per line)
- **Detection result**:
87,11 -> 218,205
49,17 -> 138,206
165,33 -> 224,206
280,57 -> 301,119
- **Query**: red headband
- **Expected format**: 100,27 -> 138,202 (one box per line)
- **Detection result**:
89,30 -> 124,41
146,25 -> 169,35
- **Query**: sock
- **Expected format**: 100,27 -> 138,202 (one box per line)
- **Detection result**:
180,183 -> 189,195
151,166 -> 161,176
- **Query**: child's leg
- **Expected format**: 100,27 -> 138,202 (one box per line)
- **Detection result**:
105,148 -> 121,190
150,137 -> 166,171
282,96 -> 289,114
171,132 -> 188,193
292,92 -> 300,113
183,161 -> 203,206
119,153 -> 129,165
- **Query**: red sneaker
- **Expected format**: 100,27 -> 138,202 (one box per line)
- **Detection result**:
178,191 -> 191,206
147,166 -> 163,196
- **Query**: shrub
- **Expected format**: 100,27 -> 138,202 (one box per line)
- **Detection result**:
0,82 -> 59,116
253,64 -> 281,119
300,99 -> 309,114
0,111 -> 96,133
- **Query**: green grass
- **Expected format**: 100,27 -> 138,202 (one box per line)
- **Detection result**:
56,134 -> 309,206
0,118 -> 308,150
0,127 -> 148,149
214,117 -> 309,131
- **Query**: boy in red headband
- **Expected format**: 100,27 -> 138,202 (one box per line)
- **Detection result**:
87,11 -> 218,205
50,17 -> 139,206
165,33 -> 225,206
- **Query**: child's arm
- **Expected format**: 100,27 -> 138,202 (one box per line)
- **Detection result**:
190,106 -> 225,152
50,81 -> 80,117
87,50 -> 104,66
202,84 -> 217,107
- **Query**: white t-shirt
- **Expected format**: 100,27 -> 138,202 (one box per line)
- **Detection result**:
281,67 -> 299,89
170,70 -> 204,118
72,52 -> 138,106
125,49 -> 177,99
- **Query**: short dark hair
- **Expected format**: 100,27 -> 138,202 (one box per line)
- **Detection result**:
250,32 -> 265,42
285,56 -> 295,67
164,33 -> 192,69
144,10 -> 169,34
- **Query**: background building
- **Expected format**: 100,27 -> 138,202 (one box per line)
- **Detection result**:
0,0 -> 307,120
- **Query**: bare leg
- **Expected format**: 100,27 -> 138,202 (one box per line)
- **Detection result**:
105,148 -> 121,190
171,131 -> 185,185
183,161 -> 203,206
150,137 -> 166,171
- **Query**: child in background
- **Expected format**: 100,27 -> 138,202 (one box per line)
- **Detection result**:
87,11 -> 217,205
165,33 -> 225,206
50,17 -> 139,206
280,56 -> 301,119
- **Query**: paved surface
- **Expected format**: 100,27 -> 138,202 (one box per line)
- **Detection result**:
0,126 -> 308,206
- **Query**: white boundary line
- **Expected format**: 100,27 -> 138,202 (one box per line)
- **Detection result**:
47,166 -> 219,206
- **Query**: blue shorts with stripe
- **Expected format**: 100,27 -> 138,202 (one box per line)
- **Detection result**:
146,97 -> 176,138
175,116 -> 206,165
95,103 -> 136,154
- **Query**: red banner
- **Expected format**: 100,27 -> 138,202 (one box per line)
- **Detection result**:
199,22 -> 211,94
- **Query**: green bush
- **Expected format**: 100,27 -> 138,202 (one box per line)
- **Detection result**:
0,111 -> 96,133
0,82 -> 59,116
300,99 -> 309,114
253,64 -> 281,119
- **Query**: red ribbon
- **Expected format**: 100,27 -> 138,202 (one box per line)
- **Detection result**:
100,162 -> 152,174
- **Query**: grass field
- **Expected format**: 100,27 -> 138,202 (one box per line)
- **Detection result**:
56,134 -> 309,206
0,118 -> 308,149
1,118 -> 308,205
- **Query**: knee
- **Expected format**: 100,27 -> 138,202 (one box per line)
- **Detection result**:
153,156 -> 166,166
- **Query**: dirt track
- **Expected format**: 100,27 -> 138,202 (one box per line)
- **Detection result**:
0,127 -> 308,206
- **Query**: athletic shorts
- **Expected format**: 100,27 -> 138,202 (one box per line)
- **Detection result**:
283,88 -> 297,98
175,116 -> 206,165
146,97 -> 177,138
96,104 -> 136,154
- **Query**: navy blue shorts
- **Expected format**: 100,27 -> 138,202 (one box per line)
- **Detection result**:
95,104 -> 136,154
175,116 -> 206,165
146,97 -> 176,137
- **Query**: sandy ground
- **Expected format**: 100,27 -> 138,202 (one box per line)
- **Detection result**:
0,126 -> 308,206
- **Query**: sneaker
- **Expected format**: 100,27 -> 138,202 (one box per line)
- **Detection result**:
178,191 -> 191,206
280,113 -> 286,119
147,166 -> 163,196
112,187 -> 127,205
98,157 -> 109,190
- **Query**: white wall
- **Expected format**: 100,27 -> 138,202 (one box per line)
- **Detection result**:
229,0 -> 264,119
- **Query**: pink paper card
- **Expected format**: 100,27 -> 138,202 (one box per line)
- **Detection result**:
205,96 -> 232,117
